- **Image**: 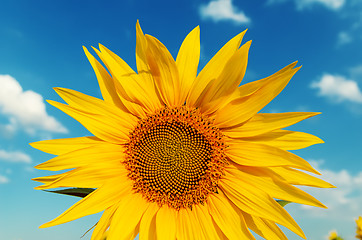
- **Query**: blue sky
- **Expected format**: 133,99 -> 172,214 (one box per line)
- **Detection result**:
0,0 -> 361,239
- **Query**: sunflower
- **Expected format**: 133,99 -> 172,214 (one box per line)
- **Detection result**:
356,216 -> 362,239
31,21 -> 334,240
328,231 -> 340,240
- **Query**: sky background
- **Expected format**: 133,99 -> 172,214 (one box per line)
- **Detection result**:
0,0 -> 361,239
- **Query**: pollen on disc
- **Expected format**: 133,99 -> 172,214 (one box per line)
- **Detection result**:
124,106 -> 227,210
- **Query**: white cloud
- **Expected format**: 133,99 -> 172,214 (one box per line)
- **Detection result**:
310,73 -> 362,103
267,0 -> 345,10
199,0 -> 251,24
303,160 -> 362,213
0,149 -> 32,164
0,75 -> 68,136
296,0 -> 345,10
0,174 -> 10,184
337,31 -> 353,45
288,160 -> 362,239
349,64 -> 362,79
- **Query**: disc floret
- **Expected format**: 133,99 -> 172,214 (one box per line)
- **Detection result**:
124,106 -> 228,210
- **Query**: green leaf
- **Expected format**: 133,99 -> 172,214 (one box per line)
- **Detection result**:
276,200 -> 291,207
44,188 -> 95,198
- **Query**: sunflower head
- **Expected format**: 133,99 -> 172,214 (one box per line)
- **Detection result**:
31,21 -> 334,240
328,230 -> 344,240
124,106 -> 228,210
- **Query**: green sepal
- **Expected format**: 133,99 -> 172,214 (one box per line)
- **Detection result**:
331,237 -> 344,240
44,188 -> 95,198
276,200 -> 291,207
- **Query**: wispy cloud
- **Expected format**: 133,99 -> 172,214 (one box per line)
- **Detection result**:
349,64 -> 362,79
306,160 -> 362,212
291,160 -> 362,239
268,0 -> 362,47
199,0 -> 251,24
0,174 -> 10,184
297,0 -> 345,10
0,149 -> 32,164
337,31 -> 353,45
310,73 -> 362,103
267,0 -> 345,10
0,75 -> 68,136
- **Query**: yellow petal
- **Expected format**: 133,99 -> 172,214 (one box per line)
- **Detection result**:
35,143 -> 125,171
193,204 -> 224,239
208,192 -> 255,240
88,46 -> 147,117
139,203 -> 159,240
187,30 -> 247,108
32,173 -> 66,184
176,26 -> 200,104
243,213 -> 288,240
107,193 -> 149,240
40,179 -> 131,228
198,41 -> 251,115
83,46 -> 126,110
30,136 -> 102,155
220,177 -> 306,239
227,165 -> 326,208
226,140 -> 319,174
176,208 -> 204,240
54,87 -> 138,124
136,21 -> 153,83
243,130 -> 324,150
94,45 -> 154,114
156,206 -> 177,240
35,162 -> 128,190
222,112 -> 320,138
146,34 -> 181,107
135,21 -> 163,112
91,205 -> 118,240
271,167 -> 335,188
54,85 -> 145,121
117,93 -> 148,119
228,61 -> 298,102
47,100 -> 132,144
214,64 -> 301,128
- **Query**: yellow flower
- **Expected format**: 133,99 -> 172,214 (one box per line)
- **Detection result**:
31,21 -> 334,240
356,216 -> 362,239
329,231 -> 338,240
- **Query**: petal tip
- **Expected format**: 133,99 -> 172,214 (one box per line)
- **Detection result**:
39,222 -> 51,229
46,99 -> 55,105
34,185 -> 45,190
53,87 -> 62,93
34,163 -> 45,170
98,43 -> 108,53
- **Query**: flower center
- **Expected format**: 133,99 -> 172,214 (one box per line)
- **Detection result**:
124,106 -> 227,210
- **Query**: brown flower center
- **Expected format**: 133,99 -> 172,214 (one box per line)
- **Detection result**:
124,106 -> 227,210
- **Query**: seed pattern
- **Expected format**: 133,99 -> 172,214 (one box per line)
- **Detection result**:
124,106 -> 228,210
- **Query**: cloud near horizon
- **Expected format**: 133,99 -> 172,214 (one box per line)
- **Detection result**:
0,75 -> 68,136
199,0 -> 251,24
290,160 -> 362,239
